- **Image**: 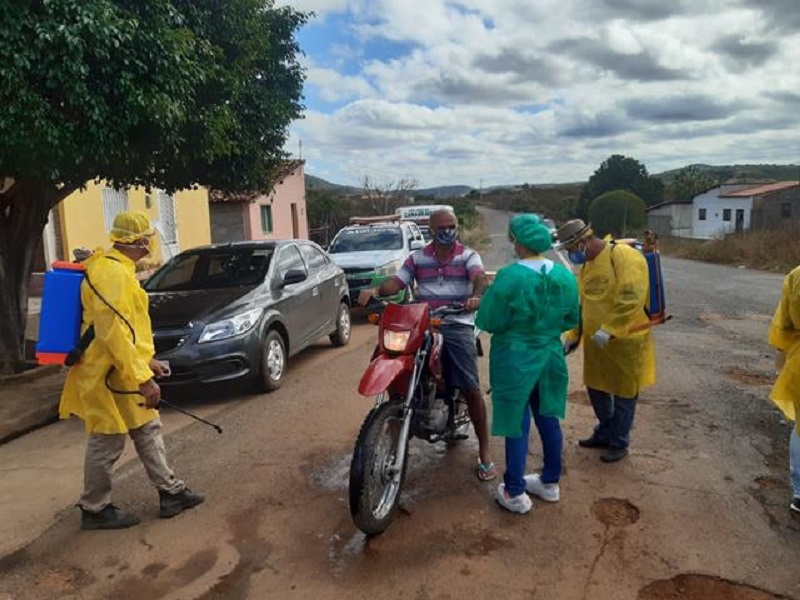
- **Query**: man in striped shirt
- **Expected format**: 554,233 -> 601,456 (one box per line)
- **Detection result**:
358,209 -> 496,481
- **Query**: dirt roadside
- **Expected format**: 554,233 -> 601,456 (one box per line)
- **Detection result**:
0,232 -> 798,599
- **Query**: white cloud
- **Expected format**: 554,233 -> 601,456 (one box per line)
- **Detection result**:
276,0 -> 349,17
305,63 -> 375,102
284,0 -> 800,186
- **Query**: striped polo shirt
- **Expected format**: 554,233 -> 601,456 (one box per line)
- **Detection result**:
393,242 -> 485,325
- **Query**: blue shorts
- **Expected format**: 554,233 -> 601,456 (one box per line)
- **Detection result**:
440,324 -> 480,391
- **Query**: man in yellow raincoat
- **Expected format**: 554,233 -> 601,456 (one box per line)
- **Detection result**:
767,266 -> 800,514
60,211 -> 204,529
557,219 -> 656,463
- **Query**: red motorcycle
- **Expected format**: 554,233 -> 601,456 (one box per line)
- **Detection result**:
349,300 -> 476,535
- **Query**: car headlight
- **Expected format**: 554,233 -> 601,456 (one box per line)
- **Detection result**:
198,309 -> 263,344
377,259 -> 404,276
383,330 -> 411,352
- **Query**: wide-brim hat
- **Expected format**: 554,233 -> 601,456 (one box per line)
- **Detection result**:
556,219 -> 592,247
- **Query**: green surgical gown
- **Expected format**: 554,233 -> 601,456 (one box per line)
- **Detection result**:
476,261 -> 580,437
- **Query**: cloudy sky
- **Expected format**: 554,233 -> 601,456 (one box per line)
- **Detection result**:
279,0 -> 800,188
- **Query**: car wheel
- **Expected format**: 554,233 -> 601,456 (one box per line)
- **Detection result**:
259,330 -> 286,392
329,301 -> 352,347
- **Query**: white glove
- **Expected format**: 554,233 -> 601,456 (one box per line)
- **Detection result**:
591,329 -> 612,349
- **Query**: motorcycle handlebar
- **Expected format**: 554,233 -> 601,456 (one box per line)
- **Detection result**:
365,297 -> 466,316
430,303 -> 466,316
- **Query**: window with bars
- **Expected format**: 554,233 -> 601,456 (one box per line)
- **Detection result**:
722,209 -> 731,222
261,205 -> 273,233
157,191 -> 179,244
698,208 -> 707,221
102,188 -> 129,231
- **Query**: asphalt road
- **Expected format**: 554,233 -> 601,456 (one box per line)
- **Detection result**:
1,213 -> 799,600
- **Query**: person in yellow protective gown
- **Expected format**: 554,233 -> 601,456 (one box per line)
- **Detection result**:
60,211 -> 204,529
476,214 -> 579,514
767,265 -> 800,514
556,219 -> 656,463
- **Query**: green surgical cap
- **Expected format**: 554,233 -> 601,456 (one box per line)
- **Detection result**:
509,214 -> 553,254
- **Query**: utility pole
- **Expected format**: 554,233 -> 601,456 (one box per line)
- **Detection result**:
623,198 -> 629,237
298,139 -> 303,160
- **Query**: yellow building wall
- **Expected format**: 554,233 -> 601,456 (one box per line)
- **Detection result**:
58,182 -> 211,262
173,188 -> 211,251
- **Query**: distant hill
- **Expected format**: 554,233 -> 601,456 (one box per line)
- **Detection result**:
306,163 -> 800,199
304,175 -> 474,199
655,163 -> 800,184
305,174 -> 361,194
416,185 -> 473,198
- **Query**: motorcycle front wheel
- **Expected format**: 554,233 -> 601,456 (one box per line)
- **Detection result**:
349,401 -> 409,535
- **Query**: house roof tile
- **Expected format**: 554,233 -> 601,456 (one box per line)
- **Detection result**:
720,181 -> 800,197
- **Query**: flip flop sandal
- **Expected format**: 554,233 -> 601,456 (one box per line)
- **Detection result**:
476,461 -> 497,482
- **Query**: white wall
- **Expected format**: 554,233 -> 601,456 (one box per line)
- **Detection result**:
692,187 -> 753,239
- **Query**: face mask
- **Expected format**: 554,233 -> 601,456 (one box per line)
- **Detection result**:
434,228 -> 458,246
568,248 -> 586,265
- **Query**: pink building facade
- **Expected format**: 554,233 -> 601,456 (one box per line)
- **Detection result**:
210,161 -> 309,243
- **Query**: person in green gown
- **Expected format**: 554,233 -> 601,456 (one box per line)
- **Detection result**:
476,214 -> 580,514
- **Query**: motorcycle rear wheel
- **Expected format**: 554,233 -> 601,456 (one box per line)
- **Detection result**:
349,401 -> 409,535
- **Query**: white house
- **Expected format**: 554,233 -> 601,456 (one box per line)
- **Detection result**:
691,184 -> 753,239
692,182 -> 800,239
646,181 -> 800,239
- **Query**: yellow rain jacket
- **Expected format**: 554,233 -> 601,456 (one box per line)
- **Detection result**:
567,243 -> 656,398
59,248 -> 158,434
768,266 -> 800,428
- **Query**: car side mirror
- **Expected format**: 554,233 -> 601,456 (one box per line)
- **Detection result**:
410,240 -> 424,250
281,269 -> 307,288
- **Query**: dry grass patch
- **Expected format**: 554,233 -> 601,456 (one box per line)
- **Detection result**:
658,229 -> 800,272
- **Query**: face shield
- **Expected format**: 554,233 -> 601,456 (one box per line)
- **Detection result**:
114,234 -> 156,256
109,211 -> 157,256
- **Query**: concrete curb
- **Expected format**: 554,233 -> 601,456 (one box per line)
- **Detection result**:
0,364 -> 62,384
0,392 -> 61,446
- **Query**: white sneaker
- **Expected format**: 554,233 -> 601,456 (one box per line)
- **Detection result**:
524,473 -> 560,503
495,483 -> 532,514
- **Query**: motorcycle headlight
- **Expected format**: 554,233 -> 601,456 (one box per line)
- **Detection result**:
383,330 -> 411,352
377,259 -> 404,276
199,309 -> 263,344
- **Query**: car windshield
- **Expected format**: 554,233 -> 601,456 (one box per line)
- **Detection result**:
145,248 -> 274,291
329,227 -> 403,253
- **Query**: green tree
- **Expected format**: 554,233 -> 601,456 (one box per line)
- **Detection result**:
0,0 -> 307,373
588,190 -> 646,238
450,198 -> 479,229
664,166 -> 716,202
307,191 -> 348,247
578,154 -> 664,218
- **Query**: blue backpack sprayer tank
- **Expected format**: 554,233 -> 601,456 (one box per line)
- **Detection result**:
35,261 -> 87,366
